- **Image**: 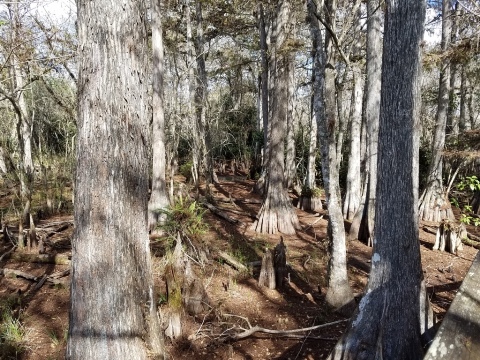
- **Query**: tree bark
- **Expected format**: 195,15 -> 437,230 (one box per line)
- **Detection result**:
285,59 -> 296,189
329,0 -> 426,358
343,62 -> 363,220
254,3 -> 270,195
251,0 -> 299,235
194,0 -> 216,186
148,0 -> 170,233
7,3 -> 34,244
67,1 -> 164,358
419,0 -> 455,223
309,0 -> 353,309
258,248 -> 276,289
349,0 -> 382,245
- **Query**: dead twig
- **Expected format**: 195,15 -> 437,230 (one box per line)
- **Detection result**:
302,215 -> 324,231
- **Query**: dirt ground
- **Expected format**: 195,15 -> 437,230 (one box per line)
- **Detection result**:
0,177 -> 478,360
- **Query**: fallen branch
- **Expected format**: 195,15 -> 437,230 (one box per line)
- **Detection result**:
216,251 -> 249,272
1,267 -> 69,286
302,215 -> 324,231
462,236 -> 480,250
220,315 -> 349,341
466,231 -> 480,243
10,252 -> 70,265
203,202 -> 245,226
212,196 -> 263,205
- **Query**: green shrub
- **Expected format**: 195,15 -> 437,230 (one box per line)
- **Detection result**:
157,196 -> 208,246
0,305 -> 29,358
179,162 -> 193,181
301,186 -> 323,198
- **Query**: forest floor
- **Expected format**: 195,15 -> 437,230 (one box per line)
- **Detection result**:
0,175 -> 479,360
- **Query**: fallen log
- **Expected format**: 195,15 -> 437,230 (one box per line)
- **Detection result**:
203,202 -> 245,226
461,237 -> 480,250
216,251 -> 248,272
1,268 -> 69,286
10,252 -> 70,265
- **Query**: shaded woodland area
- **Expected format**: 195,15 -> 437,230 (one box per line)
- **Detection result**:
0,0 -> 480,359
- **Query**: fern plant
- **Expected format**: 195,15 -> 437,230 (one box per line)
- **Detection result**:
156,196 -> 208,247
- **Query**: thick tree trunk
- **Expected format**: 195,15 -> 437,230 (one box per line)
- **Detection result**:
67,1 -> 163,358
309,0 -> 353,309
419,0 -> 455,223
329,1 -> 426,358
251,0 -> 299,235
148,0 -> 170,233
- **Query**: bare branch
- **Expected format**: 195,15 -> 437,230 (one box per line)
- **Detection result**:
219,315 -> 349,341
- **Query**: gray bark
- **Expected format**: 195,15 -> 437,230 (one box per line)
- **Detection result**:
285,59 -> 296,189
419,0 -> 455,222
67,1 -> 163,358
306,98 -> 317,190
254,3 -> 270,195
6,3 -> 34,233
343,63 -> 363,220
194,1 -> 215,185
447,1 -> 460,136
309,0 -> 353,309
459,64 -> 468,132
329,0 -> 426,358
251,0 -> 299,235
335,75 -> 347,169
148,0 -> 170,233
349,0 -> 382,245
343,4 -> 364,221
184,0 -> 200,186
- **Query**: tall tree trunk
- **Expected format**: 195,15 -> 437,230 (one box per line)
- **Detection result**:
335,71 -> 348,169
349,0 -> 382,245
67,1 -> 163,358
419,0 -> 455,222
194,0 -> 215,186
309,0 -> 353,309
459,64 -> 468,132
343,4 -> 365,222
285,58 -> 296,189
184,0 -> 199,186
329,0 -> 426,358
148,0 -> 170,233
306,96 -> 317,190
447,1 -> 460,136
251,0 -> 299,235
8,3 -> 34,248
255,2 -> 270,195
297,42 -> 320,212
343,62 -> 363,220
